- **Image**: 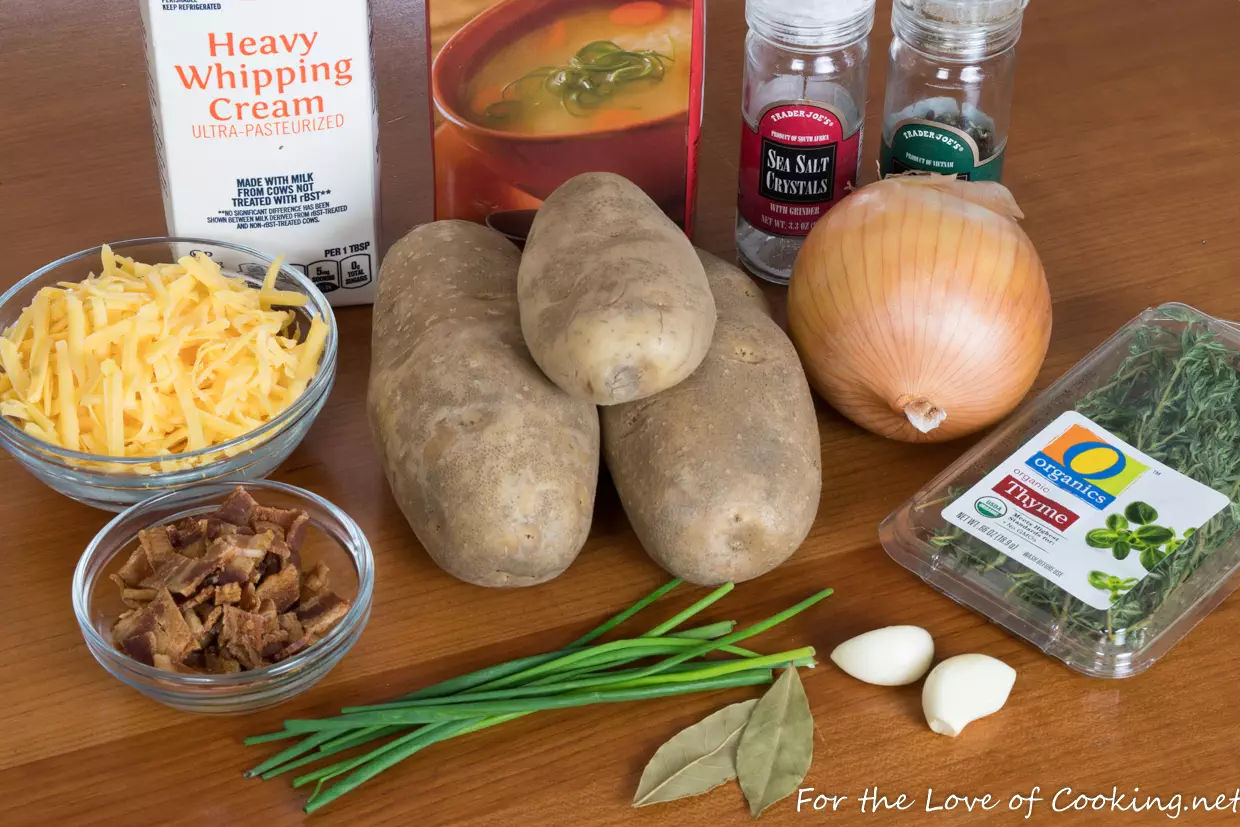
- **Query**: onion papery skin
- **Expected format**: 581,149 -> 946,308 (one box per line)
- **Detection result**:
787,177 -> 1052,443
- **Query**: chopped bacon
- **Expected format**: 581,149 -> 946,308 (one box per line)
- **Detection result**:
214,582 -> 243,605
256,563 -> 301,612
115,545 -> 154,588
239,582 -> 259,612
121,587 -> 159,609
108,490 -> 349,673
138,526 -> 178,568
286,513 -> 310,554
170,519 -> 207,559
252,520 -> 287,543
115,589 -> 196,664
139,552 -> 220,597
296,591 -> 350,639
214,487 -> 258,526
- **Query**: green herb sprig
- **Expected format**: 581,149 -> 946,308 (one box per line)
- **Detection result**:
926,309 -> 1240,642
1087,570 -> 1138,603
1084,501 -> 1186,567
483,39 -> 673,122
246,580 -> 831,813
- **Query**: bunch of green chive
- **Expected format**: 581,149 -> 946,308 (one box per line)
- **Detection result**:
244,580 -> 833,813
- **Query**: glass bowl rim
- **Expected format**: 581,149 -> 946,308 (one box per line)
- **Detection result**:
72,479 -> 374,687
0,236 -> 338,466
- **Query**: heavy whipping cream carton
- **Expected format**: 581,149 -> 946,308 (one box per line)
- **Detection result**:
140,0 -> 381,306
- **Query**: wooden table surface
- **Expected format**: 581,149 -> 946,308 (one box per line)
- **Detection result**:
4,1 -> 1240,825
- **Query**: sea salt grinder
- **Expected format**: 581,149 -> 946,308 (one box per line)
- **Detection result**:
736,0 -> 876,285
880,0 -> 1028,181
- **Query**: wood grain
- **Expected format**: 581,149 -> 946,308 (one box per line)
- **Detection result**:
3,1 -> 1240,825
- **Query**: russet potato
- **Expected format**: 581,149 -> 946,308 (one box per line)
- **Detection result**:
518,172 -> 716,406
368,221 -> 600,587
601,250 -> 822,584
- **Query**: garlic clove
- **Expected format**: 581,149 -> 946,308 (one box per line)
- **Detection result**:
829,625 -> 935,686
921,654 -> 1016,737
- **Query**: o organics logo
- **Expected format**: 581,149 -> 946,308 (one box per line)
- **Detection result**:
1026,423 -> 1148,510
975,496 -> 1008,519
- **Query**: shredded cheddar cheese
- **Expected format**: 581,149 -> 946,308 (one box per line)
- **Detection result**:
0,245 -> 328,470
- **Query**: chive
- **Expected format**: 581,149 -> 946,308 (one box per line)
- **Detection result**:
393,621 -> 736,708
244,730 -> 336,778
394,650 -> 574,703
634,589 -> 834,679
548,639 -> 760,680
475,628 -> 749,691
259,727 -> 406,780
320,724 -> 397,752
285,672 -> 776,730
341,651 -> 814,712
672,620 -> 735,640
250,586 -> 833,813
304,714 -> 523,814
497,590 -> 833,707
250,631 -> 732,776
243,730 -> 302,746
292,722 -> 462,788
642,582 -> 734,637
483,589 -> 830,709
258,643 -> 732,779
604,648 -> 816,690
458,637 -> 713,693
567,578 -> 681,647
397,578 -> 683,703
251,580 -> 687,778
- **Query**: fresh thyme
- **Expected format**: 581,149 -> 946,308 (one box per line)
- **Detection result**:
926,308 -> 1240,644
1084,502 -> 1182,569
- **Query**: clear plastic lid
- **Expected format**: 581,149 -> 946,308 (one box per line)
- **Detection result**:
892,0 -> 1028,57
881,304 -> 1240,679
747,0 -> 876,49
895,0 -> 1028,26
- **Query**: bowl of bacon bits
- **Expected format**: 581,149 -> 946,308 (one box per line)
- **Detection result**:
72,481 -> 373,714
0,238 -> 336,511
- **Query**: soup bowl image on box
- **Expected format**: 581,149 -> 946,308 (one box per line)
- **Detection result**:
140,0 -> 381,306
428,0 -> 705,233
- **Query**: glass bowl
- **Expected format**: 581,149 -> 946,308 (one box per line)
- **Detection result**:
72,481 -> 373,714
0,238 -> 337,511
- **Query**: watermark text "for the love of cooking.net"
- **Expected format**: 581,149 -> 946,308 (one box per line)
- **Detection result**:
796,786 -> 1240,820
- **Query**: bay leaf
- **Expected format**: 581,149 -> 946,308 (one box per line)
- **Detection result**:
632,699 -> 758,807
736,667 -> 813,819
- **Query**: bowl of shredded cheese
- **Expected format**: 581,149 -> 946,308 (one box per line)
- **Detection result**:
0,238 -> 337,510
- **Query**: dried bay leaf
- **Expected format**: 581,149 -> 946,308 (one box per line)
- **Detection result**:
632,699 -> 758,807
736,667 -> 813,818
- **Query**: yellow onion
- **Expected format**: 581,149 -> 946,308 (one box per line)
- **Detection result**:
788,175 -> 1051,443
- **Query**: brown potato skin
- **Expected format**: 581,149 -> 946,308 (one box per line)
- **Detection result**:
601,251 -> 822,585
518,172 -> 716,406
368,221 -> 600,587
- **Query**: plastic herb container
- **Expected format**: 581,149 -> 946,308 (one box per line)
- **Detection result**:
881,303 -> 1240,678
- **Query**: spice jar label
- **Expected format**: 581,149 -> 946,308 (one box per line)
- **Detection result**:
881,119 -> 1004,181
942,411 -> 1229,611
738,102 -> 860,238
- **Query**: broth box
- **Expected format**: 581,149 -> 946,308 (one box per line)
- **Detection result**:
426,0 -> 705,237
140,0 -> 381,306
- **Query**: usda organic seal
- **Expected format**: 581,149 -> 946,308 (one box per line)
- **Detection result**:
975,496 -> 1008,519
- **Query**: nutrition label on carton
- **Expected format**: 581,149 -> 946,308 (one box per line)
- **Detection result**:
943,411 -> 1229,610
